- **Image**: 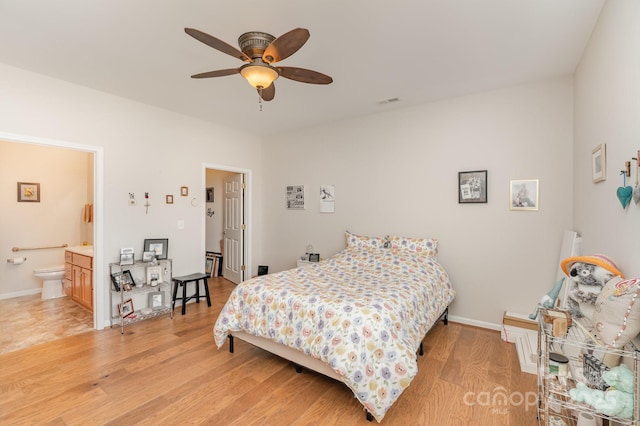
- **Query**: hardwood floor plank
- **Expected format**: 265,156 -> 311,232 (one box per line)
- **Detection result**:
0,277 -> 536,425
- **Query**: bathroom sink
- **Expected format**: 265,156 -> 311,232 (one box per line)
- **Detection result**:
67,245 -> 93,257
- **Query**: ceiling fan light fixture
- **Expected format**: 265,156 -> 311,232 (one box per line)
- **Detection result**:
240,64 -> 279,89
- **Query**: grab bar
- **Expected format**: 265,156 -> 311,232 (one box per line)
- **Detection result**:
12,243 -> 68,252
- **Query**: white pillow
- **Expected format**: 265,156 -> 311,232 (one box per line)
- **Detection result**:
593,277 -> 640,349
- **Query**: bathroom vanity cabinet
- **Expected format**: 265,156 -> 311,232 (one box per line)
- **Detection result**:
65,249 -> 93,312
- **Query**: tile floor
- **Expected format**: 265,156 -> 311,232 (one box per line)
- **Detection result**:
0,294 -> 93,355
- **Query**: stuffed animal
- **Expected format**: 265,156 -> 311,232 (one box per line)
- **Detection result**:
569,364 -> 635,419
561,255 -> 624,318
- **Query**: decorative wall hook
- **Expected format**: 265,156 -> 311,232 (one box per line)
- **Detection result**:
144,192 -> 151,214
617,171 -> 632,209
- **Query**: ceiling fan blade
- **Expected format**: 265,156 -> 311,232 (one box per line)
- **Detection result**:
259,84 -> 275,101
185,28 -> 252,62
263,28 -> 310,64
278,67 -> 333,85
191,68 -> 240,79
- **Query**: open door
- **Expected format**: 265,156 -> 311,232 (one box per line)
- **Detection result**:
223,173 -> 244,284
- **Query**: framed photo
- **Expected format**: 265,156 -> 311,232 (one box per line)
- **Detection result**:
180,186 -> 188,196
258,265 -> 269,276
144,238 -> 168,260
120,253 -> 134,266
286,185 -> 305,209
111,270 -> 136,289
148,292 -> 165,311
510,179 -> 539,211
146,265 -> 162,286
206,187 -> 214,203
592,144 -> 606,183
118,298 -> 135,318
308,253 -> 320,262
205,252 -> 215,276
166,195 -> 174,204
458,170 -> 487,203
17,182 -> 40,202
142,251 -> 154,262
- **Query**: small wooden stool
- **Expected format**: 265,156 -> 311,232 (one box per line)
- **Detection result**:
171,273 -> 211,315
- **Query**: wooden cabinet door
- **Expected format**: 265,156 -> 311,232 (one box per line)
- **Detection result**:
72,265 -> 83,303
81,268 -> 93,309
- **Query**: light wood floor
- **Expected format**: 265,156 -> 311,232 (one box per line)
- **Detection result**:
0,277 -> 537,425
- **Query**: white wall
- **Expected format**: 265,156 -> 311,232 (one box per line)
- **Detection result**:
573,0 -> 640,276
0,63 -> 263,328
0,141 -> 92,297
263,76 -> 574,326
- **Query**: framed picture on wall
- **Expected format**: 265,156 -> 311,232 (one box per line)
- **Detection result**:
17,182 -> 40,202
510,179 -> 539,211
458,170 -> 487,203
206,187 -> 214,203
592,143 -> 606,183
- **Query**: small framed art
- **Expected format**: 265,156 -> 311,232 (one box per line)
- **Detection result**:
17,182 -> 40,202
166,195 -> 174,204
592,144 -> 606,183
144,238 -> 168,260
308,253 -> 320,262
146,265 -> 162,286
510,179 -> 539,211
458,170 -> 487,203
147,292 -> 165,310
180,186 -> 188,196
118,298 -> 135,318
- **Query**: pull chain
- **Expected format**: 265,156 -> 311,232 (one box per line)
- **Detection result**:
257,87 -> 263,112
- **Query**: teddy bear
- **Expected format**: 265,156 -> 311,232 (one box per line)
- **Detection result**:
569,363 -> 635,419
560,255 -> 624,318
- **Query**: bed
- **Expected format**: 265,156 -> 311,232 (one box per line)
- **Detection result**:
213,232 -> 456,422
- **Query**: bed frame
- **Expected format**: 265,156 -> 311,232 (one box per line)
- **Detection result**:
226,307 -> 449,422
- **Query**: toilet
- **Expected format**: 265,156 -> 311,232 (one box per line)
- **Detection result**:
33,265 -> 66,300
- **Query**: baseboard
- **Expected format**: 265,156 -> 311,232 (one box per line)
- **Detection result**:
0,288 -> 41,300
448,315 -> 501,331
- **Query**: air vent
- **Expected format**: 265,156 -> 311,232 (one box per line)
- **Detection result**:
378,97 -> 400,105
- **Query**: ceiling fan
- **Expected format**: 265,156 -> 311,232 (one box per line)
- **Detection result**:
185,27 -> 333,102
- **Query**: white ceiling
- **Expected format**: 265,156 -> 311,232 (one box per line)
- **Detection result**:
0,0 -> 604,137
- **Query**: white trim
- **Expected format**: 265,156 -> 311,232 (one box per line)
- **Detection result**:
0,131 -> 105,330
448,314 -> 501,331
0,288 -> 41,300
202,163 -> 252,281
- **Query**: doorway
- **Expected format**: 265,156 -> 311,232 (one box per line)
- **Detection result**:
0,131 -> 105,333
204,164 -> 251,284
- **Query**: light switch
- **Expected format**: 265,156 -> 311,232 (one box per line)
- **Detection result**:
178,219 -> 184,230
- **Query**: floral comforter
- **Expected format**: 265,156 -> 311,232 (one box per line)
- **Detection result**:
213,246 -> 455,422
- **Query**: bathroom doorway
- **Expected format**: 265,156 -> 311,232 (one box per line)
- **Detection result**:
0,132 -> 104,353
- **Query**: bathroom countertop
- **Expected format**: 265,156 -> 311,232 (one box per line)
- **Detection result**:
66,245 -> 93,257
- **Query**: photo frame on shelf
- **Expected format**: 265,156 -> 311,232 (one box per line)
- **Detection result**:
458,170 -> 487,203
510,179 -> 539,211
17,182 -> 40,202
147,292 -> 165,311
118,298 -> 134,318
110,273 -> 121,291
308,253 -> 320,262
258,265 -> 269,276
142,251 -> 154,262
146,265 -> 162,286
592,143 -> 606,183
143,238 -> 168,260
